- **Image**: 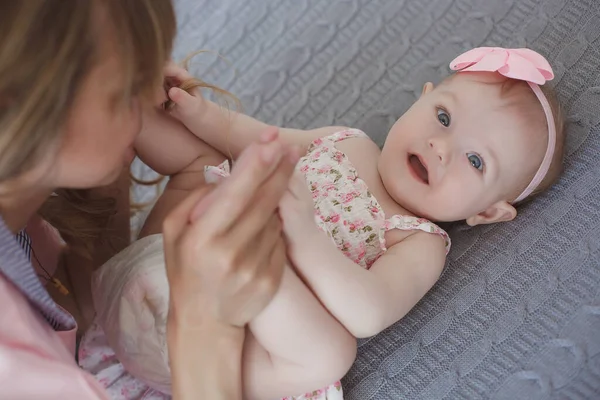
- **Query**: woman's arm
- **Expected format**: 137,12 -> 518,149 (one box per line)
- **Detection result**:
168,316 -> 245,400
164,138 -> 297,399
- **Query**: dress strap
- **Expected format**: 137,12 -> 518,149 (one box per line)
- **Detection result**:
313,128 -> 369,146
384,215 -> 451,254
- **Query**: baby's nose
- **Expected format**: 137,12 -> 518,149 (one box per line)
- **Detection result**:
428,137 -> 450,165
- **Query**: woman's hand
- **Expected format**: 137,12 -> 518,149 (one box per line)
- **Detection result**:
279,170 -> 320,257
163,131 -> 299,328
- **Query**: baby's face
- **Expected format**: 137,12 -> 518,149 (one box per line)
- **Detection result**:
379,72 -> 547,224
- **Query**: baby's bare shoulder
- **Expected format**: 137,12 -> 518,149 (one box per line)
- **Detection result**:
337,133 -> 380,161
385,228 -> 447,270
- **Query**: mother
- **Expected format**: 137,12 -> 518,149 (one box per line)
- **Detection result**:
0,1 -> 294,398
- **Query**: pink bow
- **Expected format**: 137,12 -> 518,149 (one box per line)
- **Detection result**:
449,47 -> 554,85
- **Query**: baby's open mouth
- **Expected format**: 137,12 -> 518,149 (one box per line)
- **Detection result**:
408,154 -> 429,184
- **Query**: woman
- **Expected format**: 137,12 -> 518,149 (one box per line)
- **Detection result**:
0,1 -> 294,398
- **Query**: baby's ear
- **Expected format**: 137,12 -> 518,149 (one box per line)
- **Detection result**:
421,82 -> 434,97
466,200 -> 517,226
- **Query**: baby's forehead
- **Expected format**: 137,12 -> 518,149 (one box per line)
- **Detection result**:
438,73 -> 547,159
439,73 -> 541,125
438,72 -> 512,104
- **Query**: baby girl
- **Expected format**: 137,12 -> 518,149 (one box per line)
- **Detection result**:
80,47 -> 565,400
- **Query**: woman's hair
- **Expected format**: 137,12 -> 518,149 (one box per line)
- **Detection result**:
0,0 -> 176,256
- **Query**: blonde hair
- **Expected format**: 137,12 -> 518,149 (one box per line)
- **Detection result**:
0,0 -> 176,255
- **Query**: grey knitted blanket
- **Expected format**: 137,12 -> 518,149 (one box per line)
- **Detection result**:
131,0 -> 600,398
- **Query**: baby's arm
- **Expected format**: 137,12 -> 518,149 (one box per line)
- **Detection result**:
294,230 -> 446,338
281,175 -> 447,338
164,63 -> 345,158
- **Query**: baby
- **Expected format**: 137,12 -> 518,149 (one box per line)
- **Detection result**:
80,47 -> 565,400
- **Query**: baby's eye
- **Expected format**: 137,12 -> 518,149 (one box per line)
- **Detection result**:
437,108 -> 451,127
467,152 -> 484,171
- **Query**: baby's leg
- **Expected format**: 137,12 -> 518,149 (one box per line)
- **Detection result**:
242,264 -> 356,400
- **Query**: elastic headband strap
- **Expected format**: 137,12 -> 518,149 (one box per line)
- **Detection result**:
513,83 -> 556,203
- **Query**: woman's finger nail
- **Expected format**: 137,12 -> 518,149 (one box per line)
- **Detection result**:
261,144 -> 277,163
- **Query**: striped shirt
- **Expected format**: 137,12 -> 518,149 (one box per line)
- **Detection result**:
0,218 -> 74,331
15,229 -> 32,261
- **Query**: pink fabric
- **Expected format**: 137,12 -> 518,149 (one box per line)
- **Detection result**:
0,274 -> 108,399
449,47 -> 553,85
54,305 -> 77,356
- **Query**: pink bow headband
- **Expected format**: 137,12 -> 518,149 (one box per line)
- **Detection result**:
449,47 -> 556,203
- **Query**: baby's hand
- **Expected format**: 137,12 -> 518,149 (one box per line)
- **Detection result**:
279,171 -> 319,251
162,62 -> 207,128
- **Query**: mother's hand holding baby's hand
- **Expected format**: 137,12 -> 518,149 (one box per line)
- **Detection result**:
163,131 -> 298,329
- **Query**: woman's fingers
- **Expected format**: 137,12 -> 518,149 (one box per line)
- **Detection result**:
218,215 -> 284,326
257,220 -> 286,298
226,154 -> 296,246
190,140 -> 296,233
162,184 -> 215,247
243,214 -> 283,276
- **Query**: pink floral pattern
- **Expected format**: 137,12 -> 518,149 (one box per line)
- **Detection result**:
282,381 -> 343,400
79,322 -> 169,400
300,129 -> 450,271
79,129 -> 449,400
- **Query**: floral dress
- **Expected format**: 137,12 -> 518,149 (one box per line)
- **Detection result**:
78,129 -> 450,400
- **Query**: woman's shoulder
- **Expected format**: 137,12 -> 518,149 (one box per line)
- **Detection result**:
0,274 -> 108,398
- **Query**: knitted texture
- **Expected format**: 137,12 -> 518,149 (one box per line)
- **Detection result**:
130,0 -> 600,398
